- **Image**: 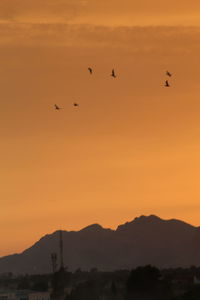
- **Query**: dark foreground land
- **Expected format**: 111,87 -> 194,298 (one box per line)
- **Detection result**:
1,266 -> 200,300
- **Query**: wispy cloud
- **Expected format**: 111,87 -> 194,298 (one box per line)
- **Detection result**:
0,23 -> 200,52
0,0 -> 200,26
0,0 -> 86,22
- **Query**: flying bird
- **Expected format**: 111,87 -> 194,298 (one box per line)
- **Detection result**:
54,104 -> 62,110
166,71 -> 172,77
88,67 -> 93,74
165,80 -> 170,87
73,103 -> 79,107
111,69 -> 116,78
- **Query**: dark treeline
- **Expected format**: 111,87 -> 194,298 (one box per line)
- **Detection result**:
1,266 -> 200,300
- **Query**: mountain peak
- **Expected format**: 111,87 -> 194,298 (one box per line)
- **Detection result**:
134,214 -> 163,223
80,223 -> 104,232
116,214 -> 163,231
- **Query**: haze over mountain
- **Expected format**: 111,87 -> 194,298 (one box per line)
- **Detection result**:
1,215 -> 200,274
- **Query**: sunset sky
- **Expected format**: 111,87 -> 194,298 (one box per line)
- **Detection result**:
1,0 -> 200,256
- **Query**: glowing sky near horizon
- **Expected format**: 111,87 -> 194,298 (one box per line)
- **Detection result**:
1,0 -> 200,256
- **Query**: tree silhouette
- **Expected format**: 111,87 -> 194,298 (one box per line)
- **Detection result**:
127,265 -> 161,292
126,265 -> 164,300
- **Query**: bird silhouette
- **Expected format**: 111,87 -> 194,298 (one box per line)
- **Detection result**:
88,67 -> 93,74
165,80 -> 170,87
166,71 -> 172,77
54,104 -> 62,110
73,103 -> 79,107
111,69 -> 116,78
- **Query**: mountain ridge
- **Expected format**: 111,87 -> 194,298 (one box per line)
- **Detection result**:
0,215 -> 199,274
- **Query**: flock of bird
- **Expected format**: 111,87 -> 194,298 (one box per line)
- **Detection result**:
54,68 -> 172,110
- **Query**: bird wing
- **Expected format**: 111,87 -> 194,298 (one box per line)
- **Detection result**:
112,69 -> 116,76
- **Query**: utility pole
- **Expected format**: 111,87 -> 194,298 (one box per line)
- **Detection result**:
51,230 -> 69,300
59,230 -> 64,270
51,253 -> 57,273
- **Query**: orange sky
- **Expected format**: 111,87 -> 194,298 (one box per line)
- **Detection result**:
1,0 -> 200,256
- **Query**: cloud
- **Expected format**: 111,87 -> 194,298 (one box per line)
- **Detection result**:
73,0 -> 200,26
0,0 -> 86,22
0,22 -> 200,53
0,0 -> 200,25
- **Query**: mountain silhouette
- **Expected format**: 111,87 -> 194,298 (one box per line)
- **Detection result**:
1,215 -> 200,274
